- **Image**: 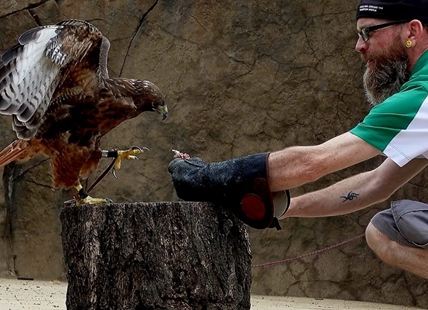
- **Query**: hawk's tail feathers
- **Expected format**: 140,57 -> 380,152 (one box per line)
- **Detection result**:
0,140 -> 29,167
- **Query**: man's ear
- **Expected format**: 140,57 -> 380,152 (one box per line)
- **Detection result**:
407,19 -> 425,41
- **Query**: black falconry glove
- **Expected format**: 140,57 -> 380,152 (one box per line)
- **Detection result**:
168,153 -> 290,230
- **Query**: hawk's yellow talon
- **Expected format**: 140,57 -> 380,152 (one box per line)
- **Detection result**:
73,184 -> 113,205
76,196 -> 113,206
111,147 -> 149,177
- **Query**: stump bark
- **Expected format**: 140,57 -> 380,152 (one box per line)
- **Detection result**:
60,201 -> 252,310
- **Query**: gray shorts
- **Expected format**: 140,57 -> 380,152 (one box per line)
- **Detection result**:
371,200 -> 428,249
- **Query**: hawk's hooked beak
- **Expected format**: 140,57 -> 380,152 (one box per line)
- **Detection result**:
155,104 -> 168,121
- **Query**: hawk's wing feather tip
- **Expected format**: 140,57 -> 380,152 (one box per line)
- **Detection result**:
18,25 -> 62,45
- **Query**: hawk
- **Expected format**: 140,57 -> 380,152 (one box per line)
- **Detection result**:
0,19 -> 168,205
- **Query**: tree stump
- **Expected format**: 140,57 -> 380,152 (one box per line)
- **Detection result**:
60,202 -> 252,310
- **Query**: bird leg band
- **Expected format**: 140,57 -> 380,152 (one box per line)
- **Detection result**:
74,187 -> 89,200
101,150 -> 118,158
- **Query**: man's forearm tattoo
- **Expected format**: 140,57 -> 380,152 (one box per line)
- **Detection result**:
340,191 -> 359,202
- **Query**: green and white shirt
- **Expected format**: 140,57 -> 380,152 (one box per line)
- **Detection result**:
350,50 -> 428,167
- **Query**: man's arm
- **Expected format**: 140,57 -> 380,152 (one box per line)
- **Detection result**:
268,132 -> 381,191
282,157 -> 428,218
168,131 -> 383,229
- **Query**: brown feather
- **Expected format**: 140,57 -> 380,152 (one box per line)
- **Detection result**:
0,19 -> 168,189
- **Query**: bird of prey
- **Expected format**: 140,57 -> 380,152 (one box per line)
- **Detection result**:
0,19 -> 168,205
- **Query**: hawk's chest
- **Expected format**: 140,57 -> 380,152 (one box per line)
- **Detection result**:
94,95 -> 138,135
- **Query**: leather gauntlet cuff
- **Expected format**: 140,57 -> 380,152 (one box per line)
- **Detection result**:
234,154 -> 290,230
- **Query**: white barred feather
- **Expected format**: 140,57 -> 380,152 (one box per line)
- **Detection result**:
0,26 -> 61,125
0,20 -> 102,140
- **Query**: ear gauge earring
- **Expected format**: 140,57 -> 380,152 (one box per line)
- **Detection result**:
406,39 -> 412,48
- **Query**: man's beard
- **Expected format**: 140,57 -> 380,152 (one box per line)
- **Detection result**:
363,45 -> 410,106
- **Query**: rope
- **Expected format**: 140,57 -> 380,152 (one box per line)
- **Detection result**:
251,233 -> 365,268
87,158 -> 116,194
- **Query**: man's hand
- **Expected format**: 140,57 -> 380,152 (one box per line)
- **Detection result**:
168,156 -> 213,202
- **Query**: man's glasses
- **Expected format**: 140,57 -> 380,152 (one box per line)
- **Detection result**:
358,20 -> 408,42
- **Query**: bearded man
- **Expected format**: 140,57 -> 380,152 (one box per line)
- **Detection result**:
168,0 -> 428,279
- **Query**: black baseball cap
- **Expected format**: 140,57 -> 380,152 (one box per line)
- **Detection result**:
356,0 -> 428,23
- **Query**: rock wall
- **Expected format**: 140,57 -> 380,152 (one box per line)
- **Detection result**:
0,0 -> 427,308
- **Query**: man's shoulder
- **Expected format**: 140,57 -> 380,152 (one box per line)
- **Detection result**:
379,85 -> 427,113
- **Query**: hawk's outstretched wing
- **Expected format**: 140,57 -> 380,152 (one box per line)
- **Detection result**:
0,19 -> 107,140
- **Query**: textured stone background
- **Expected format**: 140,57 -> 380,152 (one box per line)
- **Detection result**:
0,0 -> 427,308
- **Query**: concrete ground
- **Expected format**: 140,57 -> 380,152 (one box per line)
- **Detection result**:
0,278 -> 421,310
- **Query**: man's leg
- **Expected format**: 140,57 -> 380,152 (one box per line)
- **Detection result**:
366,222 -> 428,279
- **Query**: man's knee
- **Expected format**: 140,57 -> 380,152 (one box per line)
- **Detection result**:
365,222 -> 396,264
365,222 -> 381,252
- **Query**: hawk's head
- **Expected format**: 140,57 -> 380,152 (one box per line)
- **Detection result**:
135,80 -> 168,120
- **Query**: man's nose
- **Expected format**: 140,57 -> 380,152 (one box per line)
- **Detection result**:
355,36 -> 368,53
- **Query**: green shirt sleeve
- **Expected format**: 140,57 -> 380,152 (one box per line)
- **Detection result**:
350,86 -> 428,166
